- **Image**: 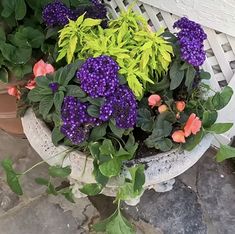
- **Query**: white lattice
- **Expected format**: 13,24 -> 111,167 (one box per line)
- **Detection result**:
105,0 -> 235,144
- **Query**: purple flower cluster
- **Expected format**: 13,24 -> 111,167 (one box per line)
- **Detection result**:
42,0 -> 107,28
49,82 -> 59,93
76,56 -> 119,98
99,85 -> 137,129
173,17 -> 207,67
61,96 -> 100,144
42,0 -> 76,27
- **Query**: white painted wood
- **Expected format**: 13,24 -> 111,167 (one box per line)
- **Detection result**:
140,0 -> 235,38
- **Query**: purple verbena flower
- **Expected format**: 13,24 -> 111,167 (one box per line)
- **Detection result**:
173,17 -> 207,67
100,85 -> 137,128
76,56 -> 119,98
42,0 -> 76,27
49,82 -> 59,93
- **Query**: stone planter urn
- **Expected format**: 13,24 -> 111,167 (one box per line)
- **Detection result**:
21,108 -> 214,205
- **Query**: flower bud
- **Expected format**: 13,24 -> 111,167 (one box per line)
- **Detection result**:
158,104 -> 168,113
176,101 -> 186,112
148,94 -> 161,108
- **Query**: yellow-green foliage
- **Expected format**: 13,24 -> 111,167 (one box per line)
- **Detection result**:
57,14 -> 102,64
57,8 -> 173,99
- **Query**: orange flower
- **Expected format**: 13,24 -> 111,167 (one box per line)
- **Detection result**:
172,130 -> 186,143
7,86 -> 21,99
25,79 -> 36,90
148,94 -> 161,108
33,59 -> 55,77
176,101 -> 186,112
158,104 -> 168,113
184,113 -> 202,137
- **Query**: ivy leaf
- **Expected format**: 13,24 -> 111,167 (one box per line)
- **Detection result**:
89,123 -> 107,141
93,209 -> 135,234
206,123 -> 233,134
1,159 -> 23,195
212,86 -> 233,110
48,166 -> 71,178
51,127 -> 65,146
35,177 -> 49,186
170,61 -> 184,90
99,139 -> 115,156
129,165 -> 145,193
58,187 -> 75,203
99,158 -> 122,177
109,119 -> 125,138
216,144 -> 235,162
93,160 -> 109,186
79,183 -> 102,196
125,134 -> 138,158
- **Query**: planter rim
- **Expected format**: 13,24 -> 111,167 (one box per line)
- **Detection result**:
21,108 -> 214,190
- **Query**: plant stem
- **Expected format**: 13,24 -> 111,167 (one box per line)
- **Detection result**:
22,160 -> 46,175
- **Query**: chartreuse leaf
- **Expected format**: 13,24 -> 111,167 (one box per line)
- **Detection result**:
206,123 -> 233,134
212,86 -> 233,110
79,183 -> 102,196
48,166 -> 71,178
92,208 -> 135,234
1,159 -> 23,195
216,144 -> 235,162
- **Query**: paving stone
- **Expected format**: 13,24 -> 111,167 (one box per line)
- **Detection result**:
0,196 -> 92,234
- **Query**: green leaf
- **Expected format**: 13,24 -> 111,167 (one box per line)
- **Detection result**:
0,67 -> 8,83
206,123 -> 233,134
35,76 -> 51,87
137,108 -> 154,132
93,209 -> 135,234
82,18 -> 101,27
88,142 -> 100,159
89,123 -> 107,141
48,166 -> 71,178
79,183 -> 102,196
1,159 -> 23,195
170,61 -> 184,90
99,139 -> 115,156
155,138 -> 173,152
54,91 -> 64,112
183,130 -> 204,151
51,127 -> 65,146
39,96 -> 54,119
15,0 -> 27,20
87,105 -> 100,118
129,165 -> 145,193
46,183 -> 58,195
28,87 -> 46,102
87,97 -> 105,106
185,65 -> 196,89
200,70 -> 211,80
109,120 -> 125,138
125,134 -> 138,158
99,158 -> 122,177
66,85 -> 86,97
202,110 -> 218,128
59,187 -> 75,203
216,144 -> 235,162
35,177 -> 49,186
93,161 -> 109,186
212,86 -> 233,110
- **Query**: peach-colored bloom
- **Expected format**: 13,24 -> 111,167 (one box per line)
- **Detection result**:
25,79 -> 36,90
176,101 -> 186,112
33,59 -> 55,77
7,86 -> 21,99
172,130 -> 186,143
148,94 -> 161,108
158,104 -> 168,113
184,113 -> 202,137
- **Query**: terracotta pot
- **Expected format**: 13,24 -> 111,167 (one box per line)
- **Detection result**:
0,77 -> 26,137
